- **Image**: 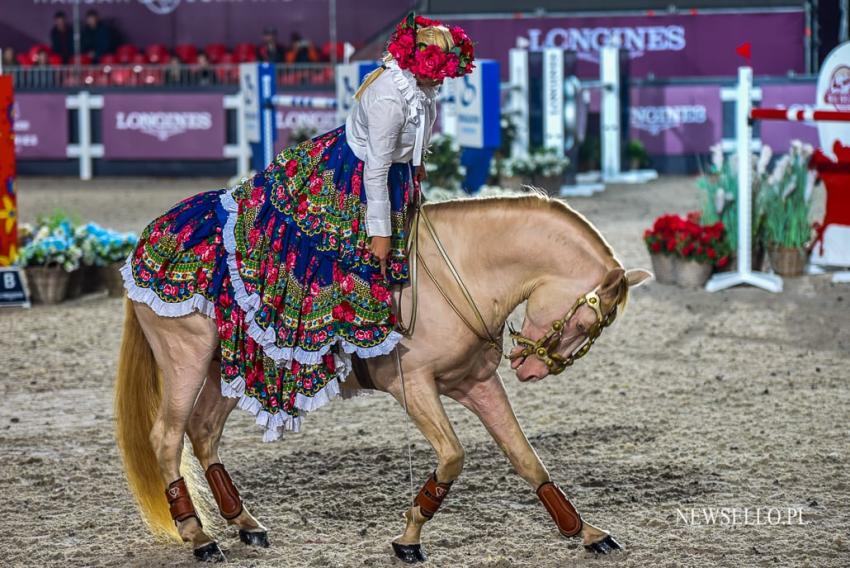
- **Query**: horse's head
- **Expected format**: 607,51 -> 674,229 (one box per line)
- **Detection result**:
508,267 -> 652,382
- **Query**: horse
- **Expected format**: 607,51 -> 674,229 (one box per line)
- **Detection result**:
114,193 -> 652,563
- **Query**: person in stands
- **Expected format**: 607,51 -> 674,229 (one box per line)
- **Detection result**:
259,27 -> 283,63
2,47 -> 16,71
192,53 -> 216,86
81,10 -> 113,61
287,32 -> 318,63
50,11 -> 74,63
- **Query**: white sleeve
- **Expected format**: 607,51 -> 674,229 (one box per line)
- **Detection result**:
364,95 -> 405,237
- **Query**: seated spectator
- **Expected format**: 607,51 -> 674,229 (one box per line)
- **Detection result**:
192,53 -> 216,86
34,49 -> 49,67
2,47 -> 16,71
164,57 -> 184,86
50,11 -> 74,63
81,9 -> 113,61
287,32 -> 318,63
259,27 -> 282,63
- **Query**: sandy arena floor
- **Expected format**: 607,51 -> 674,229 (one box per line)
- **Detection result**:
1,176 -> 848,567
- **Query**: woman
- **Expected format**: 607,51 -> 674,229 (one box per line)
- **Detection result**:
122,14 -> 475,441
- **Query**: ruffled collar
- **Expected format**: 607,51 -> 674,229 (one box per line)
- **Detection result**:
385,59 -> 433,119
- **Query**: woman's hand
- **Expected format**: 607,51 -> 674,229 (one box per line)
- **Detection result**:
416,165 -> 428,182
370,235 -> 391,277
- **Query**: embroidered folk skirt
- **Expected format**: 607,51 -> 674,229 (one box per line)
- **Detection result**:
122,126 -> 416,441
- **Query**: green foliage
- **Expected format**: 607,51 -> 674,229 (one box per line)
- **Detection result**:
758,143 -> 814,248
626,139 -> 650,168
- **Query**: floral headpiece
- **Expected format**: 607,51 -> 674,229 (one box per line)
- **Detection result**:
387,13 -> 475,81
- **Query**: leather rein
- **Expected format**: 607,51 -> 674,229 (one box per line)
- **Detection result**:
394,205 -> 619,375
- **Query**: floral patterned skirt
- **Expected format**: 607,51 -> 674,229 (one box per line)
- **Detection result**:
122,126 -> 417,441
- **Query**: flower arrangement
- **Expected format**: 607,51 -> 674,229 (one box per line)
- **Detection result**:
644,212 -> 731,267
423,134 -> 466,191
75,222 -> 139,267
491,148 -> 570,179
757,141 -> 815,250
17,215 -> 82,272
387,13 -> 475,81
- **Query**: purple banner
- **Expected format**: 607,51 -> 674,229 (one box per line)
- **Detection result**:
629,85 -> 721,155
448,11 -> 805,79
2,0 -> 414,54
14,94 -> 67,159
102,94 -> 225,159
760,84 -> 819,151
273,92 -> 339,152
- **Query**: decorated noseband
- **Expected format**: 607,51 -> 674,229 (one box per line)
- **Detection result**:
507,287 -> 619,375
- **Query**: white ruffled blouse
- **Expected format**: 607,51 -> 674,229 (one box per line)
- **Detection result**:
345,61 -> 437,237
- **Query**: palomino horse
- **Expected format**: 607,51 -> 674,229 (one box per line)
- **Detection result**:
115,194 -> 651,563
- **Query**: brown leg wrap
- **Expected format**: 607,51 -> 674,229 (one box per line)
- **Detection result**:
205,463 -> 244,520
537,482 -> 583,537
166,477 -> 200,525
413,471 -> 453,519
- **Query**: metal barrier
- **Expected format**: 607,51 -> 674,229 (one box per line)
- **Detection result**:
9,63 -> 335,90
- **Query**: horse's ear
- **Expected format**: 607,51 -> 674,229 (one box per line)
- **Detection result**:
599,267 -> 625,296
625,268 -> 653,288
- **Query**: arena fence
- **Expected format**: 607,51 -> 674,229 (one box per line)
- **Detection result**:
8,63 -> 335,91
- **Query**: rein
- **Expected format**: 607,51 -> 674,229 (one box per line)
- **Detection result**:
394,202 -> 620,375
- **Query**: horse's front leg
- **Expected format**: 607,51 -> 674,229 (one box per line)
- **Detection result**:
388,371 -> 464,564
451,372 -> 622,555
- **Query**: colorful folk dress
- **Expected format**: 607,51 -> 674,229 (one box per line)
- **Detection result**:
122,125 -> 419,441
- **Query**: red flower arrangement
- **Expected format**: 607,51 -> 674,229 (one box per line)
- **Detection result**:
644,212 -> 731,268
387,13 -> 475,81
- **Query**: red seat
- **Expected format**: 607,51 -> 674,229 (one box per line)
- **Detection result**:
110,68 -> 135,86
145,44 -> 170,64
174,44 -> 198,64
48,54 -> 63,66
131,53 -> 147,65
99,54 -> 117,65
233,43 -> 257,63
116,44 -> 138,64
322,41 -> 345,62
16,54 -> 32,67
205,43 -> 228,64
27,44 -> 50,64
215,53 -> 239,83
69,54 -> 93,65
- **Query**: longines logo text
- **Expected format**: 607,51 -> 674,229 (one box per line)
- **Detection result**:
526,26 -> 686,63
115,111 -> 212,141
677,507 -> 806,526
631,104 -> 707,135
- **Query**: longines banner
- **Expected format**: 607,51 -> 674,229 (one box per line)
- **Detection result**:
451,11 -> 805,79
13,94 -> 68,159
102,94 -> 225,159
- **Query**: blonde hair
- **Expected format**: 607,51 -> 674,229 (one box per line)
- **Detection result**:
354,25 -> 455,100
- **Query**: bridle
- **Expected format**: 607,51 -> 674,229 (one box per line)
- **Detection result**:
506,287 -> 619,375
395,204 -> 620,375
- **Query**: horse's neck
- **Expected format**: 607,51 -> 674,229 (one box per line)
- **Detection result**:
427,199 -> 608,332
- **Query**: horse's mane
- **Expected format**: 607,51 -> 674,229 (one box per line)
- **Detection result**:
425,192 -> 629,312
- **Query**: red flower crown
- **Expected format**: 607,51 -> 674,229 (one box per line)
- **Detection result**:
387,13 -> 475,81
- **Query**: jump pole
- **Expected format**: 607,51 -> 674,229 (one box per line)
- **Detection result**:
705,66 -> 784,293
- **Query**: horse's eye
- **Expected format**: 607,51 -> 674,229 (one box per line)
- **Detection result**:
577,322 -> 586,334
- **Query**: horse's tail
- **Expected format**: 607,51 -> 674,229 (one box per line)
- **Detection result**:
114,299 -> 210,541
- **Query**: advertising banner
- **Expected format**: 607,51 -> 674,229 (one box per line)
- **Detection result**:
450,11 -> 806,80
274,92 -> 339,152
0,76 -> 18,265
102,94 -> 225,159
13,94 -> 68,159
629,84 -> 721,155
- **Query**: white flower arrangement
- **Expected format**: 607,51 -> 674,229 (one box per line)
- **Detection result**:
491,149 -> 570,179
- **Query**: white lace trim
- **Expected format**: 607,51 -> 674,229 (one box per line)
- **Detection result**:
385,59 -> 431,166
121,259 -> 217,319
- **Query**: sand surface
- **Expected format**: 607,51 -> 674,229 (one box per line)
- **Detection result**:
1,176 -> 848,567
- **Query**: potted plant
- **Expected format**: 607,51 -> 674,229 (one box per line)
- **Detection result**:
77,224 -> 138,297
759,141 -> 815,276
674,213 -> 731,288
423,134 -> 466,193
643,213 -> 680,284
18,223 -> 82,304
626,139 -> 650,171
697,143 -> 769,271
493,149 -> 570,194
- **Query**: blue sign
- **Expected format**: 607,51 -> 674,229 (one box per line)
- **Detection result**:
0,267 -> 30,308
251,62 -> 277,173
335,61 -> 380,124
454,60 -> 500,150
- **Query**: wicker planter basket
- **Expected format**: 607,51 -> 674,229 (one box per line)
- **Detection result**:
768,246 -> 806,277
649,253 -> 677,284
676,259 -> 713,288
66,268 -> 85,299
25,265 -> 71,304
81,266 -> 103,294
97,262 -> 127,297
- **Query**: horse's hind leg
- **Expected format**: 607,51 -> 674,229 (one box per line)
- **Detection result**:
186,357 -> 269,548
134,304 -> 225,562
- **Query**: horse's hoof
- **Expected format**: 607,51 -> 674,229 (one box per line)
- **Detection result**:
239,529 -> 270,548
193,541 -> 226,563
392,541 -> 427,564
584,534 -> 622,554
